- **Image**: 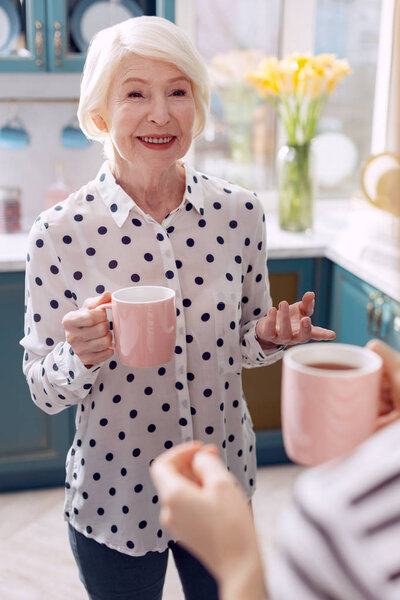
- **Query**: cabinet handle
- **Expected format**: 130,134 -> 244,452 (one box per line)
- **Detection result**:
374,307 -> 382,336
367,292 -> 383,335
374,297 -> 385,336
35,21 -> 43,67
367,301 -> 375,332
53,21 -> 62,67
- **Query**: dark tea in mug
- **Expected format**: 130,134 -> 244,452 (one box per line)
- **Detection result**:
306,362 -> 357,370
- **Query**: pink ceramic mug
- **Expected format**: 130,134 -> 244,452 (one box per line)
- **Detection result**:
281,343 -> 383,466
97,286 -> 176,368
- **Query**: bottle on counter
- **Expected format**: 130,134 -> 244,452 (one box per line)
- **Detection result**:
45,161 -> 72,209
0,186 -> 21,233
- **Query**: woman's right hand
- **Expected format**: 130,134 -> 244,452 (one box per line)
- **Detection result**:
151,442 -> 267,600
62,291 -> 114,368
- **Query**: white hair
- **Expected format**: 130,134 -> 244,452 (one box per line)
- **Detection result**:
77,16 -> 210,159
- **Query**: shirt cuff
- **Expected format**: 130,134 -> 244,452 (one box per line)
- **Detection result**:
47,341 -> 102,400
259,341 -> 288,355
242,328 -> 287,368
254,335 -> 287,357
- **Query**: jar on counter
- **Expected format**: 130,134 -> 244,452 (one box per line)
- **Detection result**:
0,186 -> 21,233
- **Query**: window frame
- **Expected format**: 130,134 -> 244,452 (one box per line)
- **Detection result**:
371,0 -> 396,154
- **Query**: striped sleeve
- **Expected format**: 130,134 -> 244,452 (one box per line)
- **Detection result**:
268,420 -> 400,600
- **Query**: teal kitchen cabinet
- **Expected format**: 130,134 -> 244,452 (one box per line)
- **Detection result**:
0,0 -> 175,73
243,257 -> 333,466
0,0 -> 46,72
0,271 -> 75,491
330,265 -> 400,351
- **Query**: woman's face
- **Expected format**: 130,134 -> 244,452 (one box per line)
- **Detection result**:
102,55 -> 196,171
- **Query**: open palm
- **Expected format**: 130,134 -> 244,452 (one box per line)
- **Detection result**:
256,291 -> 336,349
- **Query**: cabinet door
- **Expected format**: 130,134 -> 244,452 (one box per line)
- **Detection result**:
0,272 -> 74,491
330,265 -> 377,346
46,0 -> 175,73
0,0 -> 47,72
243,257 -> 332,465
330,265 -> 400,350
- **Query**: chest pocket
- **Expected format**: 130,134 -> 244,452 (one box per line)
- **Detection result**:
213,291 -> 242,375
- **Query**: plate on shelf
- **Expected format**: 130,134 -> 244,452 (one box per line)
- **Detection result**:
70,0 -> 144,52
0,0 -> 21,54
361,152 -> 400,217
313,131 -> 358,188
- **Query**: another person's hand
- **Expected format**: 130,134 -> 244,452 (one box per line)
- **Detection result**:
151,442 -> 267,600
62,291 -> 114,368
366,339 -> 400,430
256,291 -> 335,349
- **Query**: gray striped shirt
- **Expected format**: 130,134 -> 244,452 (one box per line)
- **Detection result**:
269,420 -> 400,600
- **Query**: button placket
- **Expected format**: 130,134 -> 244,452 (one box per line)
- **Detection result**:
155,222 -> 193,444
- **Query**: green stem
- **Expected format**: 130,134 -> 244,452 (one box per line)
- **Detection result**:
278,143 -> 315,232
302,96 -> 326,142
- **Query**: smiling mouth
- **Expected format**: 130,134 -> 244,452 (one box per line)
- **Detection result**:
137,136 -> 174,144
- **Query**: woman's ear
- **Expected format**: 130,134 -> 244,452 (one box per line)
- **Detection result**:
91,111 -> 108,132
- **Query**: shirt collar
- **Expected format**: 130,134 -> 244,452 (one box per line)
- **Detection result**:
182,162 -> 205,216
95,160 -> 205,227
95,162 -> 134,228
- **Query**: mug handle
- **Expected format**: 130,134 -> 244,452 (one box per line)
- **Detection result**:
93,302 -> 115,350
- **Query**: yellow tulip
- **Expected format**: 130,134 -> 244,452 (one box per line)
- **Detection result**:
298,73 -> 326,98
246,52 -> 351,144
246,57 -> 281,97
277,63 -> 296,94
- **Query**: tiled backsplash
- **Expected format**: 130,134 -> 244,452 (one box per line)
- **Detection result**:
0,100 -> 103,232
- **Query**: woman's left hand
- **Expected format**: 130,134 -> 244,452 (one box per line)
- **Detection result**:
255,291 -> 336,349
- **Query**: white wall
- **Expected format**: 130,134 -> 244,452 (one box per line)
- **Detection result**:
0,73 -> 107,233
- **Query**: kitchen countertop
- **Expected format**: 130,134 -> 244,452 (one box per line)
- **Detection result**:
1,199 -> 400,302
264,199 -> 400,303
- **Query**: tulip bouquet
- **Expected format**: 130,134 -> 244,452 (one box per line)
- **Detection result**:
207,50 -> 266,181
247,53 -> 350,145
248,53 -> 351,231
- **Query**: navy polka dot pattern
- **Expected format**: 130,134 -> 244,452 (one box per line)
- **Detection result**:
20,161 -> 283,558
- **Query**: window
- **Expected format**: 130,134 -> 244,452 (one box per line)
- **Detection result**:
178,0 -> 382,198
313,0 -> 382,198
190,0 -> 282,191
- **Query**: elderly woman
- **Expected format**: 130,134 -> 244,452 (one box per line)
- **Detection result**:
21,15 -> 334,600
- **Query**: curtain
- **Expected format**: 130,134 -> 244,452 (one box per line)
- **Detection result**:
387,0 -> 400,155
371,0 -> 400,155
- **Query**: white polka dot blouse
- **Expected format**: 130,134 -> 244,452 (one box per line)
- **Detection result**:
21,160 -> 283,556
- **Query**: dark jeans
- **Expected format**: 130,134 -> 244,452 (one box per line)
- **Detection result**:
68,524 -> 219,600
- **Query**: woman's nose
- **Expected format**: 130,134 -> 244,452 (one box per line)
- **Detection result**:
147,97 -> 170,125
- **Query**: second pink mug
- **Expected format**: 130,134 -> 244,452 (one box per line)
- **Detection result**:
281,343 -> 383,466
97,286 -> 176,368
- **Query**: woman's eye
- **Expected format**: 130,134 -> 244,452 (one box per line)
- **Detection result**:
172,89 -> 186,97
128,91 -> 143,98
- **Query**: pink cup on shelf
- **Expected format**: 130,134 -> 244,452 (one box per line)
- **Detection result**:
97,286 -> 176,368
281,343 -> 382,466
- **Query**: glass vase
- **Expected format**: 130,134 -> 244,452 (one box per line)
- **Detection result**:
277,142 -> 316,232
